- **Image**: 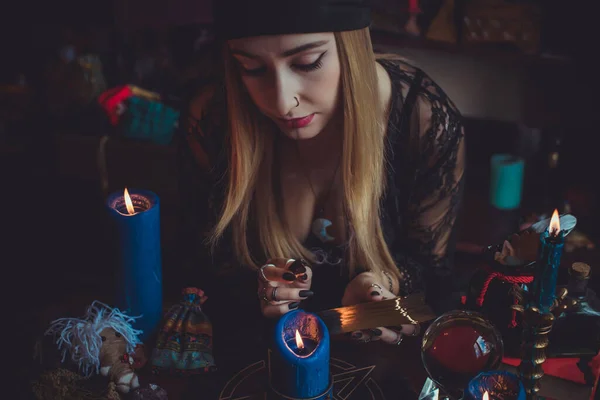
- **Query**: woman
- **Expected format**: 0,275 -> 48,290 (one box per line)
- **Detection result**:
178,0 -> 465,346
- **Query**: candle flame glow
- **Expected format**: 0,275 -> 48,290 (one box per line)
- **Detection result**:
295,330 -> 304,349
124,188 -> 135,215
549,209 -> 560,236
483,391 -> 489,400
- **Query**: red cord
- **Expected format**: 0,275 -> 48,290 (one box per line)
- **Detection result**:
476,272 -> 534,328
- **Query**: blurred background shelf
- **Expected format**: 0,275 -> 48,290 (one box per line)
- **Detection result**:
371,29 -> 573,69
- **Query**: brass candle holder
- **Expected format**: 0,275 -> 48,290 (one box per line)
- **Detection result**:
511,287 -> 577,399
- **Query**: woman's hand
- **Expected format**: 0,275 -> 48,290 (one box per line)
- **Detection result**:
341,272 -> 420,345
257,258 -> 314,318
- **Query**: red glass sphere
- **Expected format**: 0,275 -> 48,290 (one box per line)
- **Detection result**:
421,310 -> 504,393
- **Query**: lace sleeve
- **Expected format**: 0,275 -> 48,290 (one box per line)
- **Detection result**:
392,70 -> 466,304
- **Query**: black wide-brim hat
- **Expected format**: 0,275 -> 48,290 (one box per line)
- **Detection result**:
214,0 -> 372,40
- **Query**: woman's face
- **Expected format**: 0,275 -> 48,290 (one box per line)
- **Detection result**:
228,33 -> 341,140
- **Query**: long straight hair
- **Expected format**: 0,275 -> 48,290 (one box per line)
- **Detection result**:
209,28 -> 400,281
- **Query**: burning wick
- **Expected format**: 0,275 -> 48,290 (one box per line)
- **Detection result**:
295,330 -> 304,350
549,208 -> 560,237
124,188 -> 136,215
482,391 -> 489,400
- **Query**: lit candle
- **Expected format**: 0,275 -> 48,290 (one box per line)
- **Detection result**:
464,370 -> 525,400
531,209 -> 565,313
269,310 -> 332,399
107,188 -> 163,342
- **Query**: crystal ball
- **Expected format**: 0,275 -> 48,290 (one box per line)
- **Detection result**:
421,310 -> 504,393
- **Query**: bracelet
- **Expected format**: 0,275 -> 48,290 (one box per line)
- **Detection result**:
383,271 -> 394,293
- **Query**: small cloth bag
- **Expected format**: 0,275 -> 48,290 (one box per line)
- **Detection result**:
151,288 -> 217,375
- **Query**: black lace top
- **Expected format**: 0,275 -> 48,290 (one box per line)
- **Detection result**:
177,58 -> 466,314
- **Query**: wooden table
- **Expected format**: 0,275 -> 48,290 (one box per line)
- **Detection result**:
30,289 -> 431,400
23,208 -> 600,400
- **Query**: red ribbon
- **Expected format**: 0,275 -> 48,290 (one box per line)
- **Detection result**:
476,271 -> 534,328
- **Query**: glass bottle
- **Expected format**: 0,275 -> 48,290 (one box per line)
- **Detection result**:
548,262 -> 600,359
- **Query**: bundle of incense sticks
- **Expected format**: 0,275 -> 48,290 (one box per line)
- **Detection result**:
317,293 -> 437,335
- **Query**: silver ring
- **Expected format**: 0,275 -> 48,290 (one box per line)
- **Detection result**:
272,287 -> 278,302
395,331 -> 403,345
402,324 -> 421,337
370,283 -> 383,291
294,97 -> 299,107
259,264 -> 271,283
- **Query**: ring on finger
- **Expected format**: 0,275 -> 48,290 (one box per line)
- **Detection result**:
259,264 -> 272,283
402,324 -> 421,337
272,287 -> 278,302
394,331 -> 404,346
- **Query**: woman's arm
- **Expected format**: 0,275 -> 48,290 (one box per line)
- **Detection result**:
393,71 -> 466,312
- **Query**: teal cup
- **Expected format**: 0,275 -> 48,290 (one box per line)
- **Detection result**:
489,154 -> 525,210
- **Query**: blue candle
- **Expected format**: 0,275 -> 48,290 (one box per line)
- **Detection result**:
489,154 -> 525,210
531,210 -> 565,313
107,188 -> 163,342
269,310 -> 332,399
464,370 -> 526,400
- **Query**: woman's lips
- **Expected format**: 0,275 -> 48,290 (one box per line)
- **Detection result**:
282,113 -> 315,129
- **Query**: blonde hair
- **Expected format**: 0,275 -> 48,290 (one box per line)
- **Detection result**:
209,27 -> 400,281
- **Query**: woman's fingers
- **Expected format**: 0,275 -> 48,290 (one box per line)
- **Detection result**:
378,327 -> 403,345
287,259 -> 312,282
347,325 -> 419,345
342,272 -> 394,306
260,261 -> 296,283
264,286 -> 314,303
364,282 -> 394,302
399,324 -> 420,336
368,328 -> 383,340
260,259 -> 312,286
348,329 -> 383,343
257,258 -> 314,318
378,324 -> 420,345
261,301 -> 301,318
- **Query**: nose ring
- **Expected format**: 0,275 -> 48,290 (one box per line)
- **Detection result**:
294,97 -> 300,107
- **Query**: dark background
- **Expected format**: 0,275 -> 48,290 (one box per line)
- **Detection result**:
1,0 -> 597,398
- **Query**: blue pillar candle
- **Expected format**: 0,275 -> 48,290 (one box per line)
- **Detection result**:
107,188 -> 163,342
531,210 -> 565,313
464,370 -> 526,400
269,310 -> 332,399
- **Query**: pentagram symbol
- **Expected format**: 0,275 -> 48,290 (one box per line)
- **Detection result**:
219,357 -> 385,400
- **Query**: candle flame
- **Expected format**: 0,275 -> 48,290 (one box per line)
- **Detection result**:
295,330 -> 304,349
124,188 -> 135,215
549,209 -> 560,236
483,391 -> 489,400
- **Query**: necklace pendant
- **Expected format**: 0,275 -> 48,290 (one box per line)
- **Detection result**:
311,217 -> 335,243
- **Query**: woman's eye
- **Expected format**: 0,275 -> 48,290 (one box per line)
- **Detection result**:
237,51 -> 327,76
293,52 -> 327,72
